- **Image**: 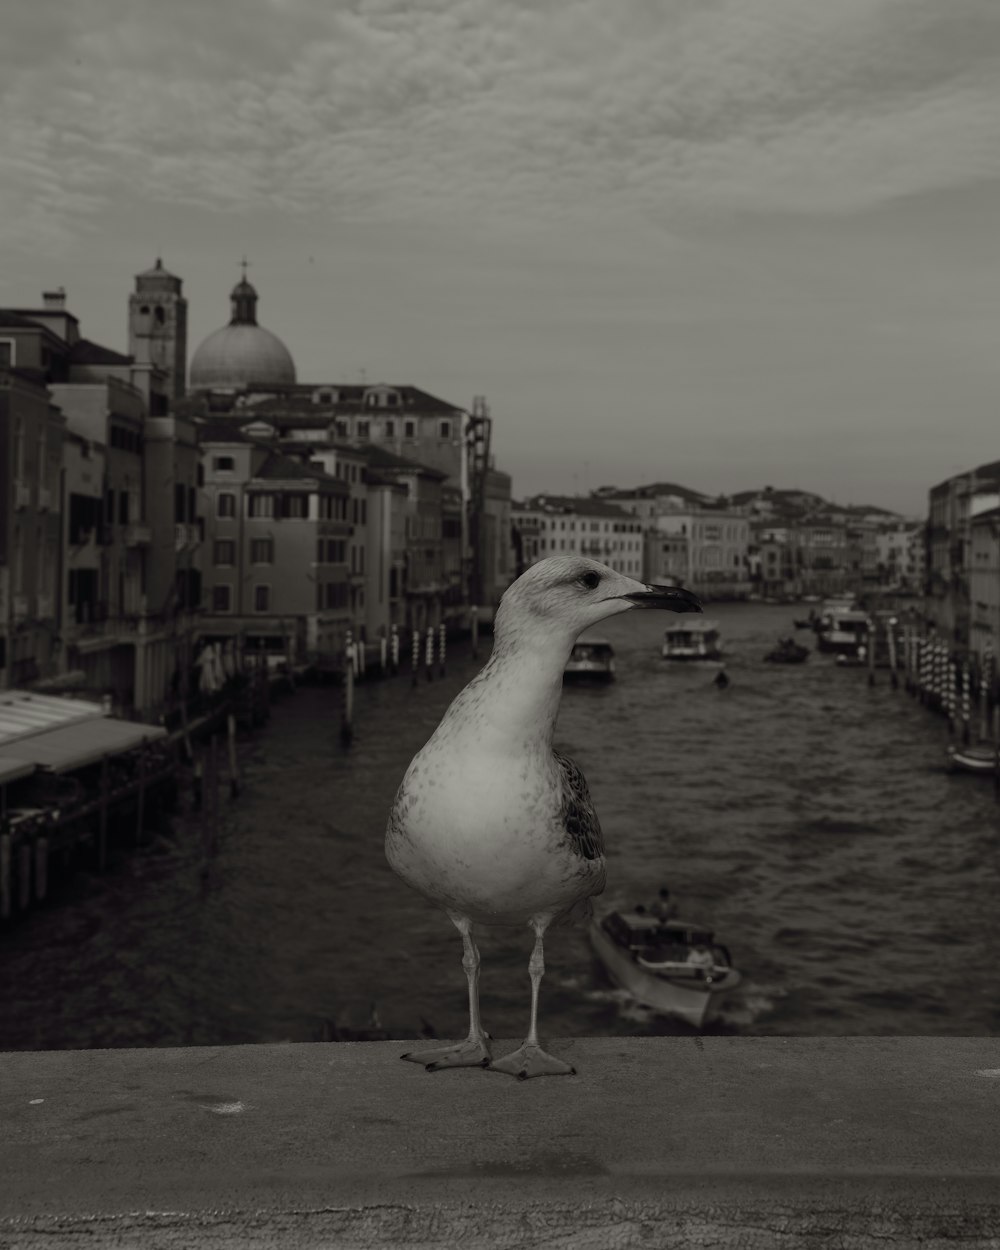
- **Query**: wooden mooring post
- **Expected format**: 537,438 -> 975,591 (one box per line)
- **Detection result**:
411,629 -> 420,688
390,625 -> 399,676
341,634 -> 355,749
0,830 -> 10,921
425,626 -> 434,682
887,618 -> 898,690
227,713 -> 240,797
34,836 -> 48,903
98,755 -> 110,873
866,622 -> 876,688
17,842 -> 31,912
439,622 -> 447,679
135,743 -> 147,848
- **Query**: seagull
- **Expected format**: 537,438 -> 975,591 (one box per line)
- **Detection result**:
386,555 -> 702,1079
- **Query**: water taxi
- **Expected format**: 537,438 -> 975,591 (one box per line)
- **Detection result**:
817,607 -> 869,655
564,637 -> 616,682
661,619 -> 723,663
589,909 -> 741,1028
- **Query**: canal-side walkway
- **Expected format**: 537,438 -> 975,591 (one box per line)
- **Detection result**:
2,1036 -> 999,1248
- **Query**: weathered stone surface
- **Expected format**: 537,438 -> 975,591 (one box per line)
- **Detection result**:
2,1037 -> 999,1247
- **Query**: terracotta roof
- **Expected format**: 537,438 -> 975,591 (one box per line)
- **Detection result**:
194,419 -> 263,446
360,443 -> 448,480
253,451 -> 344,489
69,339 -> 133,366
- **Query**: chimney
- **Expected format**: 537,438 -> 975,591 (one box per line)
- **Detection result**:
42,288 -> 66,310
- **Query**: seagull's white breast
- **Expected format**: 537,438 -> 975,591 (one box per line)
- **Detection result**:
386,739 -> 600,925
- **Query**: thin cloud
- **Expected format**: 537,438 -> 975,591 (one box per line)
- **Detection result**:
2,0 -> 998,249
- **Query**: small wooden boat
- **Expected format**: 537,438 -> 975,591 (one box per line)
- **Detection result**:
948,743 -> 998,776
564,637 -> 615,682
589,908 -> 741,1028
662,619 -> 723,663
765,638 -> 809,664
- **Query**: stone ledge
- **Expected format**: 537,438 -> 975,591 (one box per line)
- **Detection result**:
2,1036 -> 999,1248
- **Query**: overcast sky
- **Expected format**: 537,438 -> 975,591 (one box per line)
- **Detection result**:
3,0 -> 999,516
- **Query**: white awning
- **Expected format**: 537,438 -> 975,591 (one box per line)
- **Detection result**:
0,719 -> 167,775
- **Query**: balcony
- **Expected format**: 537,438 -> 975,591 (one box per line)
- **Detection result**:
13,482 -> 30,510
124,522 -> 152,547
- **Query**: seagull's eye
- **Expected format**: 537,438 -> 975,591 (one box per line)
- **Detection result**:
579,571 -> 601,591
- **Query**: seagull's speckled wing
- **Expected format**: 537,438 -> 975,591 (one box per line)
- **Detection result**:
553,750 -> 605,862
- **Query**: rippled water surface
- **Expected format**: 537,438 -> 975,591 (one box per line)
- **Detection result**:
3,602 -> 999,1050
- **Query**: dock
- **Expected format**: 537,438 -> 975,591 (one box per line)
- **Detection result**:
2,1036 -> 999,1247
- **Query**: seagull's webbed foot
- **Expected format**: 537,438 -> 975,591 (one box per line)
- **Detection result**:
400,1037 -> 492,1071
490,1041 -> 576,1080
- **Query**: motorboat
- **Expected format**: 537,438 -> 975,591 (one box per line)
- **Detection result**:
589,908 -> 741,1029
564,637 -> 615,682
817,607 -> 869,655
764,638 -> 809,664
661,619 -> 723,663
948,742 -> 998,776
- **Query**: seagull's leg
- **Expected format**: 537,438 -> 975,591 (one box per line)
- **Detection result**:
401,913 -> 492,1071
490,917 -> 576,1080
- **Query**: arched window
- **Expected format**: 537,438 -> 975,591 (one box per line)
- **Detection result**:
154,306 -> 165,325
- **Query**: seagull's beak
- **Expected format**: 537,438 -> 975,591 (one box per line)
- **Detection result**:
621,583 -> 703,613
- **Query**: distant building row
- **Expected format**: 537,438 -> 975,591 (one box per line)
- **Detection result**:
512,483 -> 923,601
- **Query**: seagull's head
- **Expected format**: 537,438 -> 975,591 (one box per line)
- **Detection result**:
496,556 -> 702,646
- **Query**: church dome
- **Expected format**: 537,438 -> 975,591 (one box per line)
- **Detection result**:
189,272 -> 296,391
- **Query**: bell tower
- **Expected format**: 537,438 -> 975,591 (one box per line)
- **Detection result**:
128,258 -> 188,402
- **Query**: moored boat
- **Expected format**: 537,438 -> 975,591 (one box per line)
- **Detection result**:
589,908 -> 741,1028
661,619 -> 723,663
817,607 -> 869,654
948,742 -> 998,776
564,637 -> 616,682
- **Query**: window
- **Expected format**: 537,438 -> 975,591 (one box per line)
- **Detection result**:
174,483 -> 186,522
154,306 -> 165,325
0,340 -> 13,367
336,420 -> 348,438
281,494 -> 307,519
404,420 -> 415,438
250,538 -> 273,564
118,491 -> 129,525
212,455 -> 235,472
385,419 -> 395,437
214,539 -> 235,566
440,421 -> 450,438
217,492 -> 236,518
212,584 -> 232,612
357,420 -> 370,438
253,584 -> 270,612
248,493 -> 274,519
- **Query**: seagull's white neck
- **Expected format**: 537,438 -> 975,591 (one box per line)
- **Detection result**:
463,622 -> 576,749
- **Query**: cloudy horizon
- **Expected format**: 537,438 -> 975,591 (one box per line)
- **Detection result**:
3,0 -> 999,515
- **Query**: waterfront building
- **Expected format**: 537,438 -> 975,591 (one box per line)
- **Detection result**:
361,445 -> 448,636
750,522 -> 800,599
181,277 -> 512,614
0,367 -> 66,688
926,462 -> 1000,647
510,496 -> 644,577
643,508 -> 751,599
793,517 -> 851,598
969,507 -> 1000,665
364,468 -> 408,643
874,521 -> 925,591
197,423 -> 351,667
1,274 -> 204,713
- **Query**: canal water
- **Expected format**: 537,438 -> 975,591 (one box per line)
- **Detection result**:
2,601 -> 998,1050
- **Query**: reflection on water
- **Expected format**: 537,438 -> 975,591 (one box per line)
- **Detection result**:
2,601 -> 999,1049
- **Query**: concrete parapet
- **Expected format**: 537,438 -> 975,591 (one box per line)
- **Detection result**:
2,1036 -> 999,1247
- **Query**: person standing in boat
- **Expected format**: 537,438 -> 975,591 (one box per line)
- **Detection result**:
651,887 -> 676,921
687,944 -> 715,982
